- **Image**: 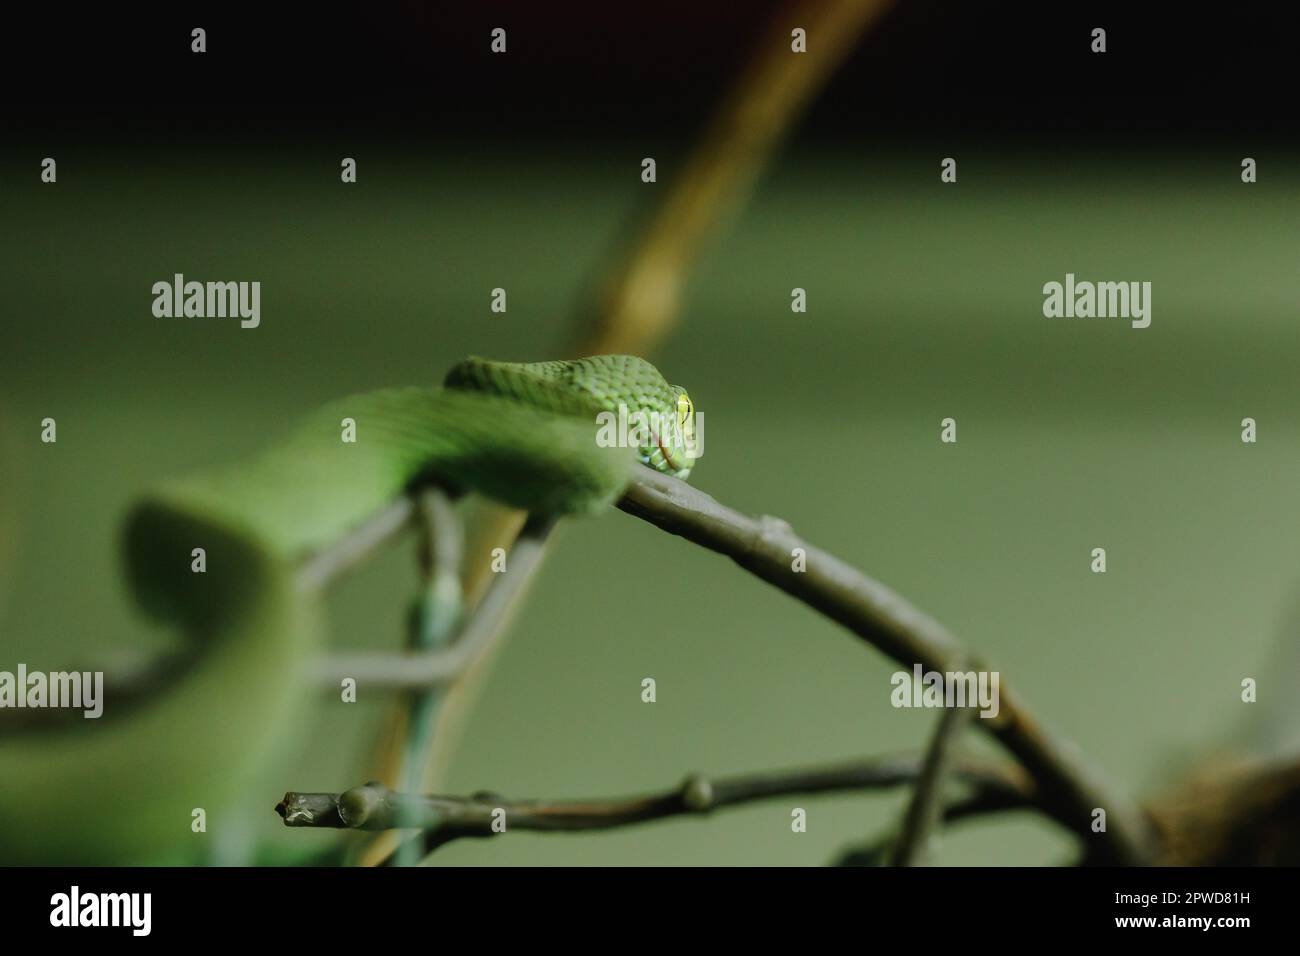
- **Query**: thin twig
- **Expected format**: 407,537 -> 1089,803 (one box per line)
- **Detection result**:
393,489 -> 464,865
352,514 -> 559,867
295,497 -> 416,594
888,685 -> 976,866
312,516 -> 558,689
274,752 -> 1036,858
616,468 -> 1159,865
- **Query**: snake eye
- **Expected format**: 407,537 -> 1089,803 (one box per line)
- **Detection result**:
677,391 -> 693,428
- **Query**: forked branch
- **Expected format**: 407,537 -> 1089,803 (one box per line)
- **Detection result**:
616,469 -> 1160,865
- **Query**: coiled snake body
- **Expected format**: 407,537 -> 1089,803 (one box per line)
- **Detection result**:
0,354 -> 696,863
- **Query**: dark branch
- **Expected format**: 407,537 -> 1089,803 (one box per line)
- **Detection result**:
275,752 -> 1037,863
616,468 -> 1159,865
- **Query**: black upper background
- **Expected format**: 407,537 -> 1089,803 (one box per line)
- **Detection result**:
2,1 -> 1295,146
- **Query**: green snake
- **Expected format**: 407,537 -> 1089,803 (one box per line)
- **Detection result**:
0,355 -> 697,864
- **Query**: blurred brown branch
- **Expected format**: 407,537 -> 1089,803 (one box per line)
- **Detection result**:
1143,756 -> 1300,866
579,0 -> 897,356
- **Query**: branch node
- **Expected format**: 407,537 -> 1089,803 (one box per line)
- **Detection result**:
682,774 -> 715,812
338,782 -> 389,829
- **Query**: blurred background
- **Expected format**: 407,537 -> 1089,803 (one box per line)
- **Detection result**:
3,1 -> 1299,865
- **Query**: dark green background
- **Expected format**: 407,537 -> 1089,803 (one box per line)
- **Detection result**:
3,147 -> 1298,864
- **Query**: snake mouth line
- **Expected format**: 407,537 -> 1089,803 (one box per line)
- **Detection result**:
655,432 -> 677,469
651,428 -> 688,474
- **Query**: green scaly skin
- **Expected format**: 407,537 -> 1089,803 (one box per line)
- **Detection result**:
0,354 -> 696,864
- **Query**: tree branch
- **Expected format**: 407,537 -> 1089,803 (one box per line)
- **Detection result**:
887,684 -> 976,866
616,468 -> 1160,865
275,752 -> 1036,860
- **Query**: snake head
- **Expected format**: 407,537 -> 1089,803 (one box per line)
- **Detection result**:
638,386 -> 698,480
